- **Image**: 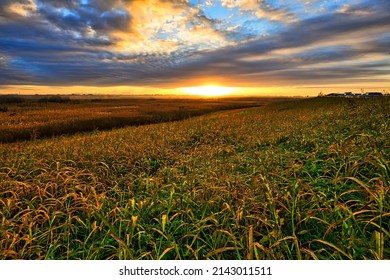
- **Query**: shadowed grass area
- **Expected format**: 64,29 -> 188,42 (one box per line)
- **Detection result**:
0,97 -> 389,259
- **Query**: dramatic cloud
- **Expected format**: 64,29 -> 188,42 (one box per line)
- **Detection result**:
220,0 -> 295,22
0,0 -> 389,91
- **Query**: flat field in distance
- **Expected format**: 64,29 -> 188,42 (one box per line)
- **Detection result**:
0,97 -> 389,260
0,95 -> 283,143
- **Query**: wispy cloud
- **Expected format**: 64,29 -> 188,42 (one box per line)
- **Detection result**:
0,0 -> 389,90
220,0 -> 295,22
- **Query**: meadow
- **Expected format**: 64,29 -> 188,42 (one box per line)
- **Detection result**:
0,96 -> 270,143
0,97 -> 389,259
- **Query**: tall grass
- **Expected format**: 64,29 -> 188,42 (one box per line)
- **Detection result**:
0,97 -> 389,259
0,97 -> 268,143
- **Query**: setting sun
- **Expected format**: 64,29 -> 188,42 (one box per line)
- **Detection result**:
181,86 -> 236,97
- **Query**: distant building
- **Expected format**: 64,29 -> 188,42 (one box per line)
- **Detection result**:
324,91 -> 384,98
345,92 -> 353,97
367,92 -> 383,97
326,93 -> 345,97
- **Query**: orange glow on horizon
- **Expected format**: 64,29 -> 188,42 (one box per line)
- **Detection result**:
1,84 -> 388,97
180,85 -> 236,97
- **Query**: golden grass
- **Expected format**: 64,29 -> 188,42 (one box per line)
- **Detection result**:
0,97 -> 274,143
0,97 -> 389,259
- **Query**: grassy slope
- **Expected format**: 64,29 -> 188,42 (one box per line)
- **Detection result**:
0,97 -> 389,259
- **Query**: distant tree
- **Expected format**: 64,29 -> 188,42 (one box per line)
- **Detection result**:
38,95 -> 70,103
0,95 -> 25,103
318,91 -> 324,97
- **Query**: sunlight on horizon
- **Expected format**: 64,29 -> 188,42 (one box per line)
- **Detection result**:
181,86 -> 236,97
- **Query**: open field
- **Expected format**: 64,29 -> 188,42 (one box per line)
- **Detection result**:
0,96 -> 280,143
0,97 -> 389,259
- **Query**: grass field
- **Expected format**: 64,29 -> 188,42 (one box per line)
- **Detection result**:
0,97 -> 389,259
0,96 -> 273,143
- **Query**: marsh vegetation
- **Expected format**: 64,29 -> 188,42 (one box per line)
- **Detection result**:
0,96 -> 271,143
0,97 -> 389,259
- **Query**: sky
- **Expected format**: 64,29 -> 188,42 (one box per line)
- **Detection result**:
0,0 -> 389,96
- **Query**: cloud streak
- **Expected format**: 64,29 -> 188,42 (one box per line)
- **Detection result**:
0,0 -> 389,90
